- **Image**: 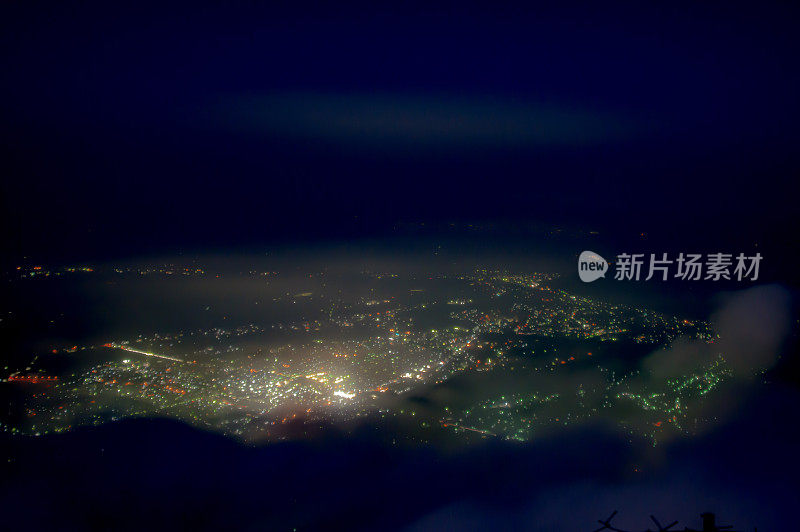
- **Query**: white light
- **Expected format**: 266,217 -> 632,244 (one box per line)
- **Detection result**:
334,390 -> 355,399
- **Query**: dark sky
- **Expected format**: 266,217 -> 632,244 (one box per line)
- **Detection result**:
1,2 -> 799,261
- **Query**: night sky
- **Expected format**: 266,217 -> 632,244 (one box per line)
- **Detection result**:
1,2 -> 799,263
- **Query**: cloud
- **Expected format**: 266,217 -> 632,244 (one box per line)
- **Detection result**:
643,284 -> 792,379
217,92 -> 636,149
712,284 -> 792,374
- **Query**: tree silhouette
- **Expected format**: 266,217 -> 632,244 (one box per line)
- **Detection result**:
593,511 -> 747,532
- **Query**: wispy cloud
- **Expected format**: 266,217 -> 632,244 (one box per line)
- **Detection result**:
216,92 -> 637,149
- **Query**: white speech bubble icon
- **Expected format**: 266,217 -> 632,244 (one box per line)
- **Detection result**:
578,250 -> 608,282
